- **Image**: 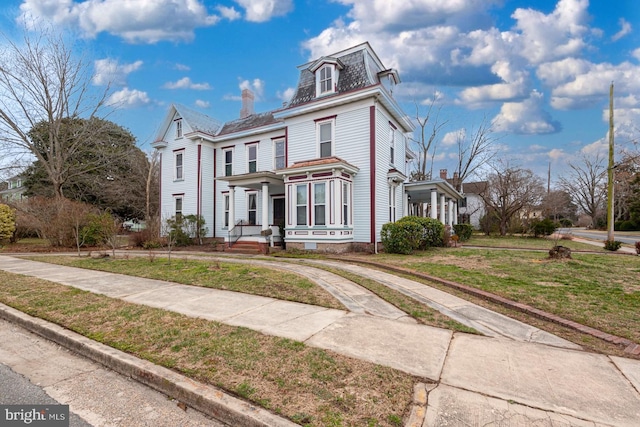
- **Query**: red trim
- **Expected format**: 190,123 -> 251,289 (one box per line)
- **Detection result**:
314,114 -> 337,123
311,172 -> 332,178
289,174 -> 308,181
172,148 -> 185,153
158,153 -> 162,220
308,182 -> 312,226
213,148 -> 217,236
244,141 -> 259,146
271,135 -> 286,140
388,121 -> 397,130
370,105 -> 376,244
197,144 -> 202,219
221,145 -> 234,150
285,127 -> 289,167
172,192 -> 185,196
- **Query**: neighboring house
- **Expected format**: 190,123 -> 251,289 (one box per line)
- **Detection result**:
152,42 -> 461,253
0,174 -> 26,202
458,181 -> 488,229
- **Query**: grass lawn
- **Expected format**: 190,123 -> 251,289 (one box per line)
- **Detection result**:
464,233 -> 611,251
357,246 -> 640,345
0,271 -> 416,427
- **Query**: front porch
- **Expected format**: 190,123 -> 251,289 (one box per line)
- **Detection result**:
404,179 -> 463,226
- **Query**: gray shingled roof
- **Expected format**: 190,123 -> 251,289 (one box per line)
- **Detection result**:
174,104 -> 222,136
288,49 -> 379,107
217,112 -> 280,136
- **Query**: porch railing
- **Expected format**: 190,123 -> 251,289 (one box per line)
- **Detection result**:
228,220 -> 264,247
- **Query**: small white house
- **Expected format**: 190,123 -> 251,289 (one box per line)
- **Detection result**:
152,42 -> 461,253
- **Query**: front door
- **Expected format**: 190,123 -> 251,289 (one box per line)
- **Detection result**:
273,197 -> 285,226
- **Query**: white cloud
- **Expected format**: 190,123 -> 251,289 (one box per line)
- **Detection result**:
240,78 -> 265,98
107,87 -> 150,108
511,0 -> 590,65
277,87 -> 295,103
234,0 -> 293,22
93,59 -> 143,86
581,138 -> 608,156
492,90 -> 561,135
18,0 -> 219,43
163,77 -> 211,90
175,63 -> 191,71
548,148 -> 566,161
217,5 -> 241,21
612,18 -> 632,41
195,99 -> 210,108
633,48 -> 640,61
442,129 -> 464,147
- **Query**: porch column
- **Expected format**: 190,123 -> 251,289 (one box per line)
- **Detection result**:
430,190 -> 438,219
440,194 -> 446,223
228,186 -> 236,229
453,202 -> 458,225
448,199 -> 454,227
261,182 -> 269,231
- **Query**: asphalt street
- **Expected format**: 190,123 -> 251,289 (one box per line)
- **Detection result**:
559,227 -> 640,245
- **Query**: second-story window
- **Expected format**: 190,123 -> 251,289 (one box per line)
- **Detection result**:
274,139 -> 285,169
224,149 -> 233,176
174,150 -> 184,181
318,120 -> 333,158
247,144 -> 257,173
176,119 -> 182,138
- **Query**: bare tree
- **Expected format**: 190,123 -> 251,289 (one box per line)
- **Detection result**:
409,96 -> 447,181
451,116 -> 498,191
146,150 -> 160,220
559,154 -> 607,228
0,27 -> 112,201
479,164 -> 545,236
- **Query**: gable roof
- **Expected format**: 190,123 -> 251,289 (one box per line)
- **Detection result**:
153,104 -> 222,144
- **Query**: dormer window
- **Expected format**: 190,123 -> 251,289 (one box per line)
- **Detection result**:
319,65 -> 333,94
310,57 -> 343,98
175,119 -> 183,138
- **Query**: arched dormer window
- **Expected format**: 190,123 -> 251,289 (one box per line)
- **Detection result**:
310,57 -> 343,98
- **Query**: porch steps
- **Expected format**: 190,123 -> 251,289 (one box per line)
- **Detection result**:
226,240 -> 263,255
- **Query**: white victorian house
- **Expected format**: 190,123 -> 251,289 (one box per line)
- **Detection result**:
152,42 -> 461,253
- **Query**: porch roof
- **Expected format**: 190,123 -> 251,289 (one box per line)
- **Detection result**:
404,179 -> 463,203
216,171 -> 283,190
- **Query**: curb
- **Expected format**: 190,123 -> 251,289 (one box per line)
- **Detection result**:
330,256 -> 640,356
0,303 -> 298,427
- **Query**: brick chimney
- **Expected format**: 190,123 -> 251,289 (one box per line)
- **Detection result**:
439,169 -> 448,179
240,88 -> 254,119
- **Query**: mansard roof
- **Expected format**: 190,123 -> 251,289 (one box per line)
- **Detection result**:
288,42 -> 387,107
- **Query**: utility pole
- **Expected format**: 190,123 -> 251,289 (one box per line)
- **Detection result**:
606,82 -> 615,242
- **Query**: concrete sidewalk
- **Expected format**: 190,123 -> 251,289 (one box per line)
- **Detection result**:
1,255 -> 639,426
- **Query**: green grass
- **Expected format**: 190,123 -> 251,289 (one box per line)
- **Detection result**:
27,256 -> 343,310
364,247 -> 640,344
466,233 -> 609,251
0,271 -> 417,426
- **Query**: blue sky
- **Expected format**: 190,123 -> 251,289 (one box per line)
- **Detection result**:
1,0 -> 638,182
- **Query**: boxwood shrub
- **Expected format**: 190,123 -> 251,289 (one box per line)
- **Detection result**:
381,216 -> 445,254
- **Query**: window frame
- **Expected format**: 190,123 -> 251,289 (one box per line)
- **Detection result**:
313,182 -> 326,226
223,194 -> 230,228
273,138 -> 286,170
389,184 -> 397,222
247,192 -> 257,225
175,119 -> 183,138
174,150 -> 184,181
223,148 -> 233,177
296,185 -> 308,226
247,143 -> 258,173
317,119 -> 334,158
389,126 -> 395,165
174,195 -> 184,219
342,181 -> 350,226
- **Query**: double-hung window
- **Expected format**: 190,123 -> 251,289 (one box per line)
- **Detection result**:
313,183 -> 326,226
247,144 -> 257,173
174,150 -> 184,181
274,139 -> 285,169
296,185 -> 307,226
175,195 -> 183,219
223,148 -> 233,176
175,119 -> 183,138
389,185 -> 397,222
318,120 -> 333,158
342,182 -> 349,226
248,193 -> 257,225
223,194 -> 230,228
389,126 -> 395,165
319,65 -> 332,94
